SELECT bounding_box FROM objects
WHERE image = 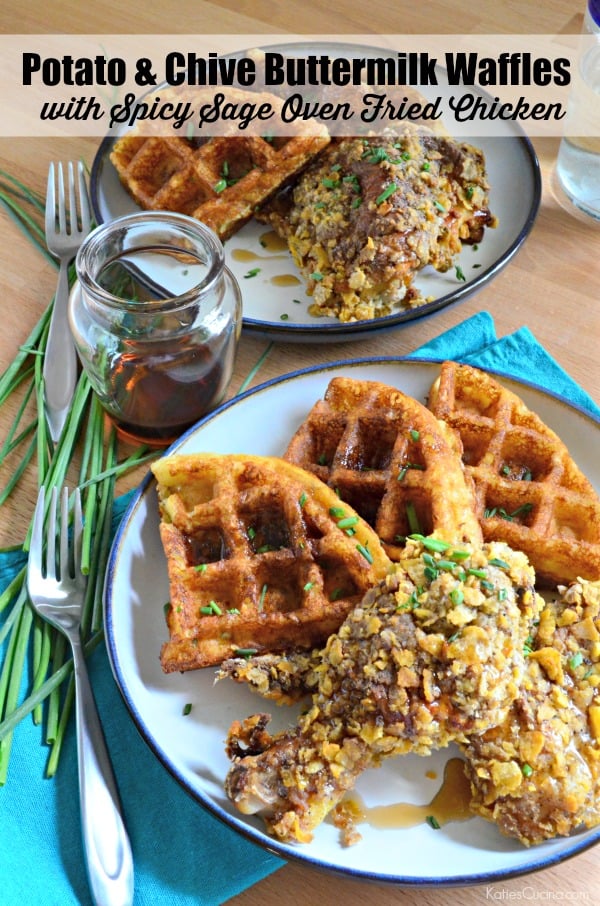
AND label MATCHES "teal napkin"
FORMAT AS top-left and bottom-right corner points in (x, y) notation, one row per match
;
(1, 312), (598, 906)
